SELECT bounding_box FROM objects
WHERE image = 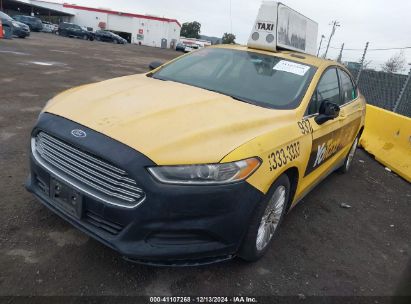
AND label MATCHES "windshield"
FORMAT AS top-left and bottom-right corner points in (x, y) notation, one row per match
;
(152, 48), (316, 109)
(0, 11), (13, 21)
